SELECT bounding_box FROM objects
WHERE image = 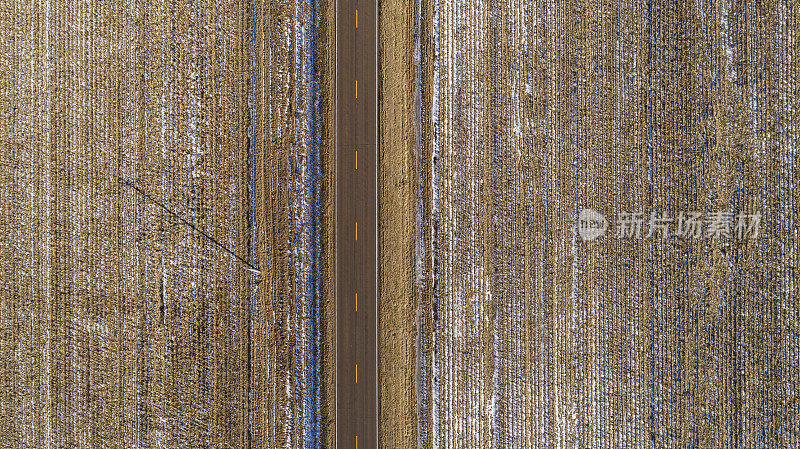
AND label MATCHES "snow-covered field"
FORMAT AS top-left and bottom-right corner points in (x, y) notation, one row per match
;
(0, 0), (332, 447)
(409, 0), (799, 447)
